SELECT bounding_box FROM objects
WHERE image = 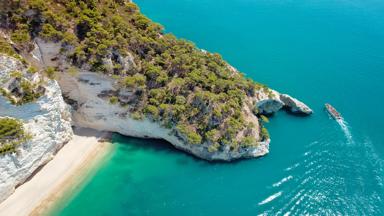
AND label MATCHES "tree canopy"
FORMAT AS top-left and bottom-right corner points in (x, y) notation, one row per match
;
(0, 0), (270, 151)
